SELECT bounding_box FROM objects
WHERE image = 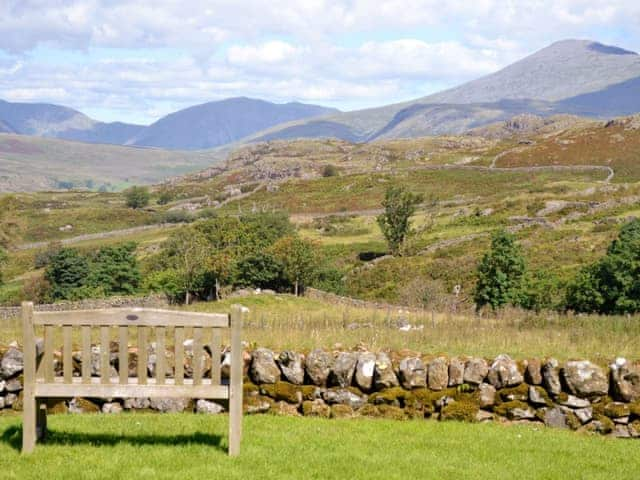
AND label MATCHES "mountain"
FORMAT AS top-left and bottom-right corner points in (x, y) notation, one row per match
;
(0, 97), (338, 150)
(127, 97), (339, 150)
(248, 39), (640, 143)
